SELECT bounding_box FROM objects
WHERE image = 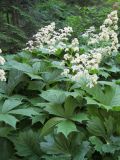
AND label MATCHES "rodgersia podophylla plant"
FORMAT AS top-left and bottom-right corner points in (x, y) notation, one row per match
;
(61, 10), (119, 88)
(25, 10), (119, 88)
(0, 49), (6, 81)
